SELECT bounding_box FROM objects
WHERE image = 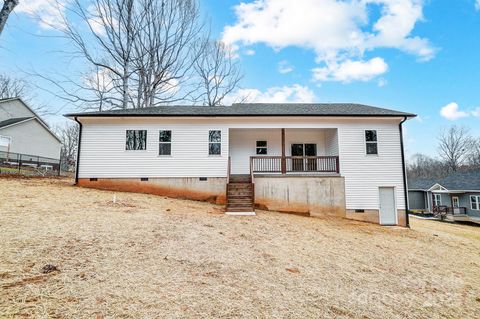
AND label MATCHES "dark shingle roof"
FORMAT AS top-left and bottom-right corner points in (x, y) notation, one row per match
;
(65, 103), (416, 118)
(409, 171), (480, 191)
(440, 171), (480, 191)
(0, 117), (33, 129)
(408, 177), (437, 190)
